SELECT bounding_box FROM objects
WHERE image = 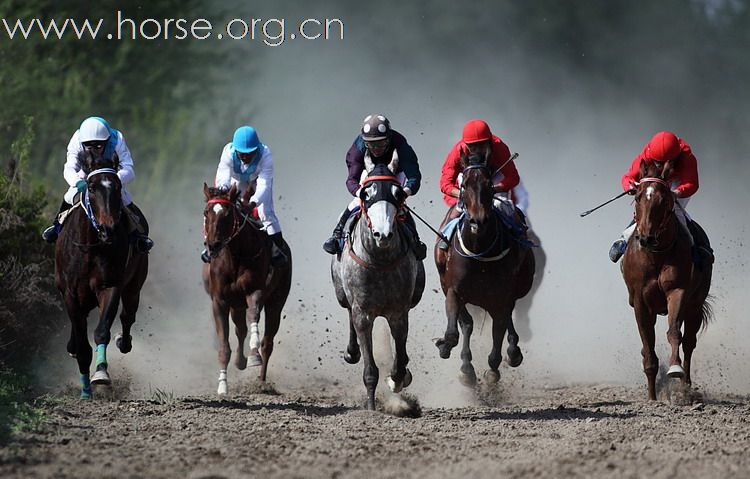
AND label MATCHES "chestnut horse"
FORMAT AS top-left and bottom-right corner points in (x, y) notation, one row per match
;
(55, 151), (148, 399)
(434, 152), (535, 386)
(331, 154), (425, 410)
(622, 161), (712, 400)
(202, 183), (292, 395)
